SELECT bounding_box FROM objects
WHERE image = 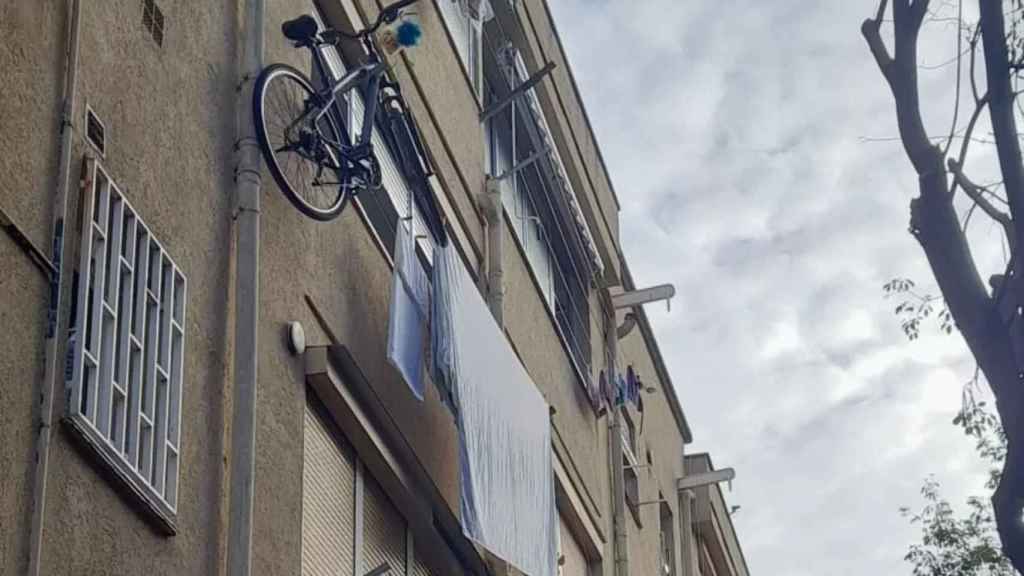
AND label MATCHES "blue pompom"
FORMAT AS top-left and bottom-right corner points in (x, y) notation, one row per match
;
(396, 20), (422, 47)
